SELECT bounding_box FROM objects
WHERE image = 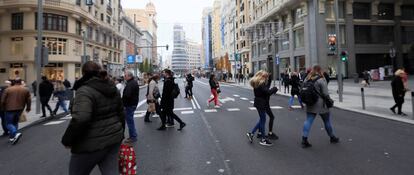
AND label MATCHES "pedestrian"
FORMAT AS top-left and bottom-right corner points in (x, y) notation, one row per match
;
(185, 73), (194, 99)
(122, 71), (139, 143)
(115, 79), (125, 97)
(144, 74), (161, 123)
(390, 69), (408, 116)
(53, 80), (69, 115)
(323, 71), (330, 85)
(301, 65), (339, 148)
(283, 71), (290, 94)
(39, 76), (54, 118)
(0, 80), (12, 136)
(31, 80), (37, 96)
(63, 79), (71, 89)
(363, 71), (371, 87)
(289, 72), (304, 110)
(246, 70), (278, 146)
(157, 69), (186, 131)
(61, 61), (125, 175)
(1, 79), (31, 145)
(207, 74), (221, 108)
